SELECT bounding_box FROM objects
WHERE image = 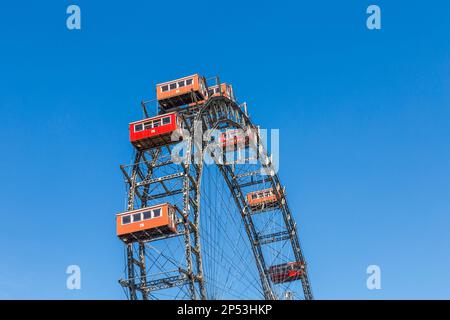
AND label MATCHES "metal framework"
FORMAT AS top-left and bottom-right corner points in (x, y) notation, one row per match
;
(118, 79), (313, 300)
